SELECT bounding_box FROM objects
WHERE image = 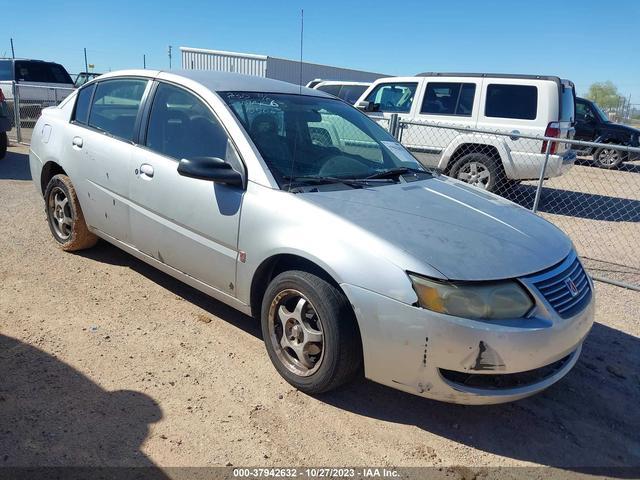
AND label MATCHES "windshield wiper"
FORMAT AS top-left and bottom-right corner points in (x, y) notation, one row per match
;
(283, 175), (393, 188)
(365, 167), (430, 180)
